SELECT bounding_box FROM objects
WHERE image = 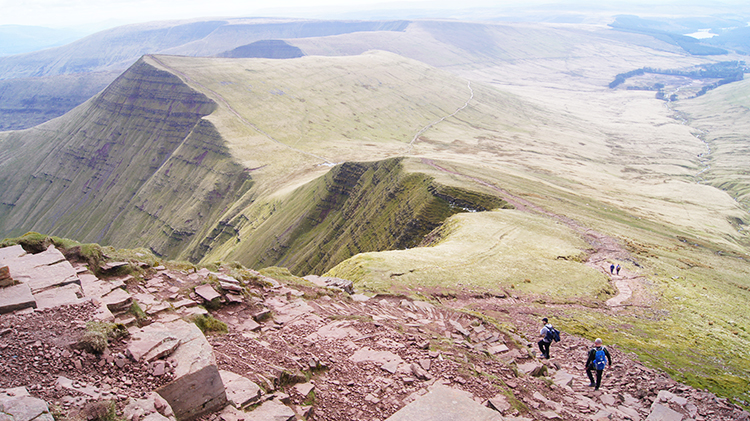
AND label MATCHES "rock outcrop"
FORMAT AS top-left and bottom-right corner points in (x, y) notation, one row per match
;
(0, 244), (82, 313)
(0, 387), (54, 421)
(150, 320), (227, 420)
